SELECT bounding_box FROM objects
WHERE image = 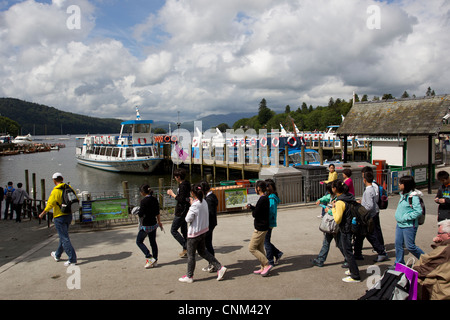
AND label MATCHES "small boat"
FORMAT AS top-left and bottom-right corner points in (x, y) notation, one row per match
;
(12, 134), (33, 145)
(75, 109), (163, 173)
